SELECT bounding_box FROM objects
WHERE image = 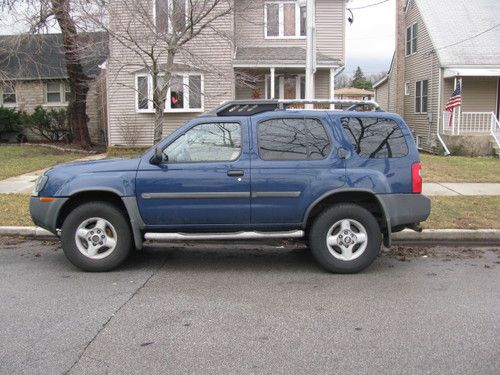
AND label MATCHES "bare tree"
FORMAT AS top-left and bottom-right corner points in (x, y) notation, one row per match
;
(86, 0), (247, 144)
(0, 0), (105, 149)
(334, 72), (351, 89)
